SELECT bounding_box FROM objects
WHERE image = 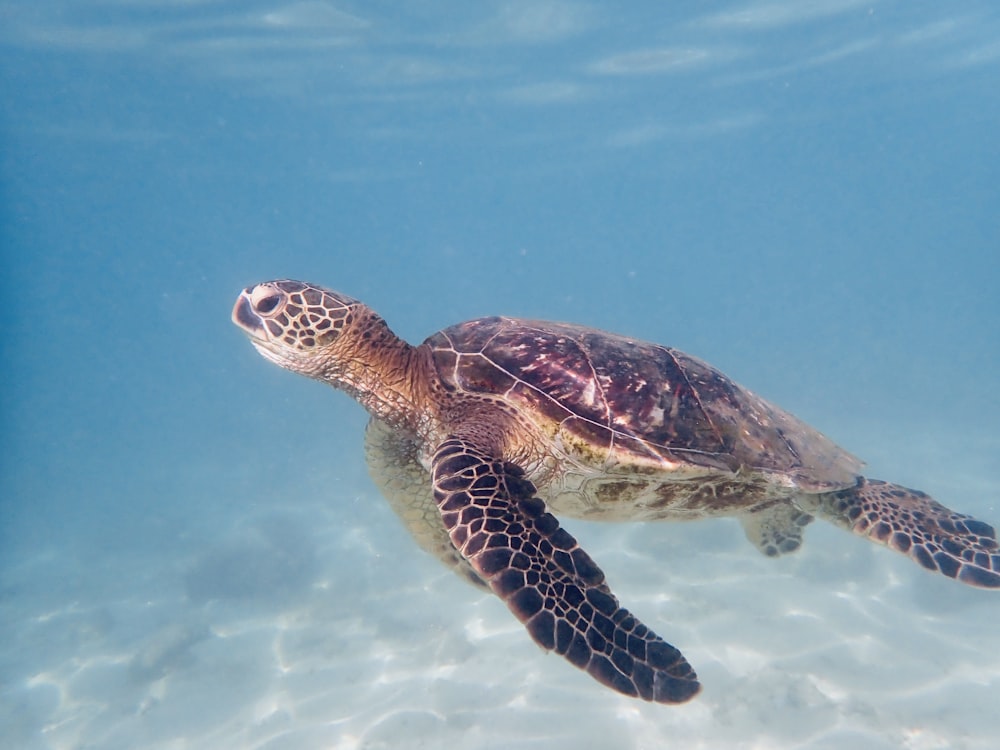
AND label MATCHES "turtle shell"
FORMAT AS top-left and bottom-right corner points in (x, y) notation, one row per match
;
(424, 317), (862, 492)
